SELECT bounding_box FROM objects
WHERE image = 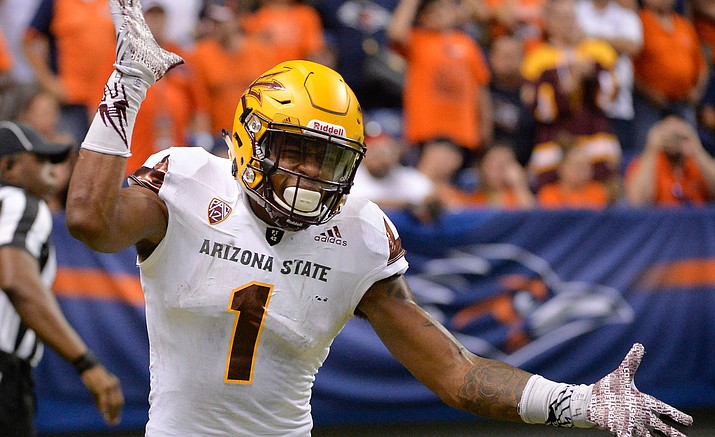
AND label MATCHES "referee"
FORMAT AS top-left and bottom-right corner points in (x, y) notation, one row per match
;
(0, 121), (123, 436)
